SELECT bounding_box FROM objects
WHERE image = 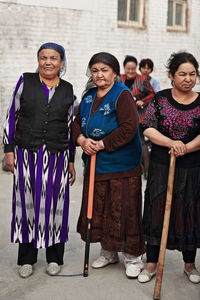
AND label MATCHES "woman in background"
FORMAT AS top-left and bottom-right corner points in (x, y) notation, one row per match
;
(139, 58), (160, 93)
(120, 55), (155, 179)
